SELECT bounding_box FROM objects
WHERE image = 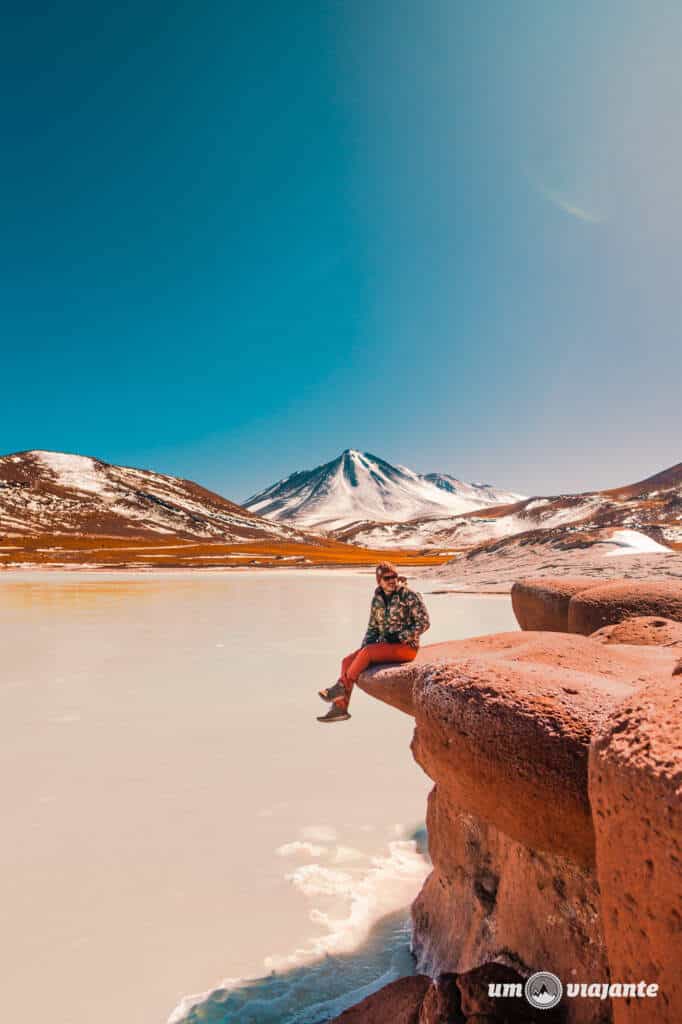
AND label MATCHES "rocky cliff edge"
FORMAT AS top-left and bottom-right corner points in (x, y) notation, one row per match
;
(332, 579), (682, 1024)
